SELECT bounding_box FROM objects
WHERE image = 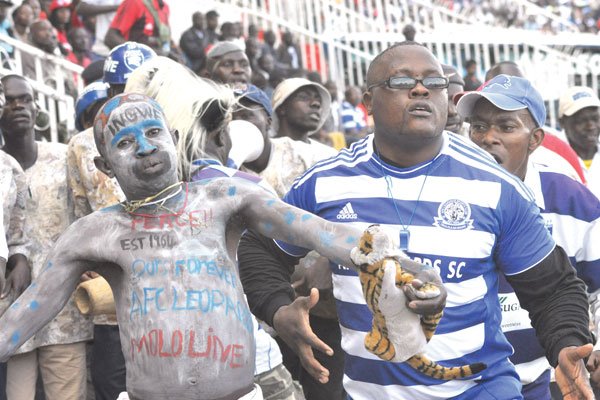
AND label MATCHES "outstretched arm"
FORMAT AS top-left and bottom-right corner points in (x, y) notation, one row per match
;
(238, 181), (362, 269)
(507, 245), (594, 399)
(0, 219), (105, 361)
(0, 255), (87, 361)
